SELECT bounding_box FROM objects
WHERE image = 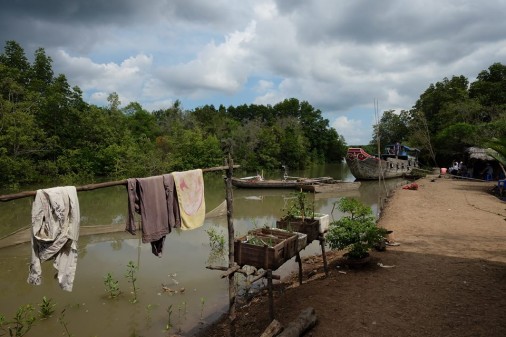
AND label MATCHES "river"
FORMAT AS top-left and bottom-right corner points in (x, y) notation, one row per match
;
(0, 163), (407, 336)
